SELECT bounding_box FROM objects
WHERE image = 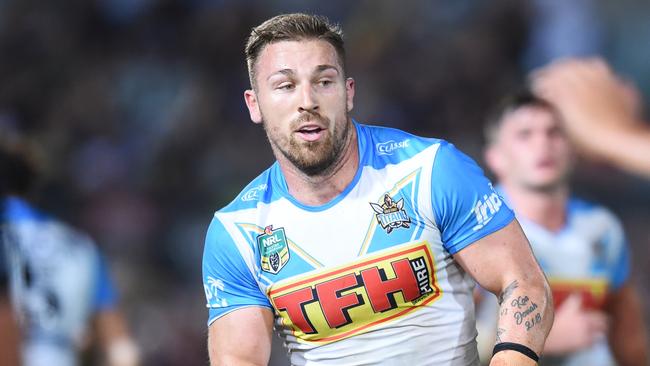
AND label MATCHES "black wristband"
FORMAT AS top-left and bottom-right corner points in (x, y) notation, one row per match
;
(493, 342), (539, 363)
